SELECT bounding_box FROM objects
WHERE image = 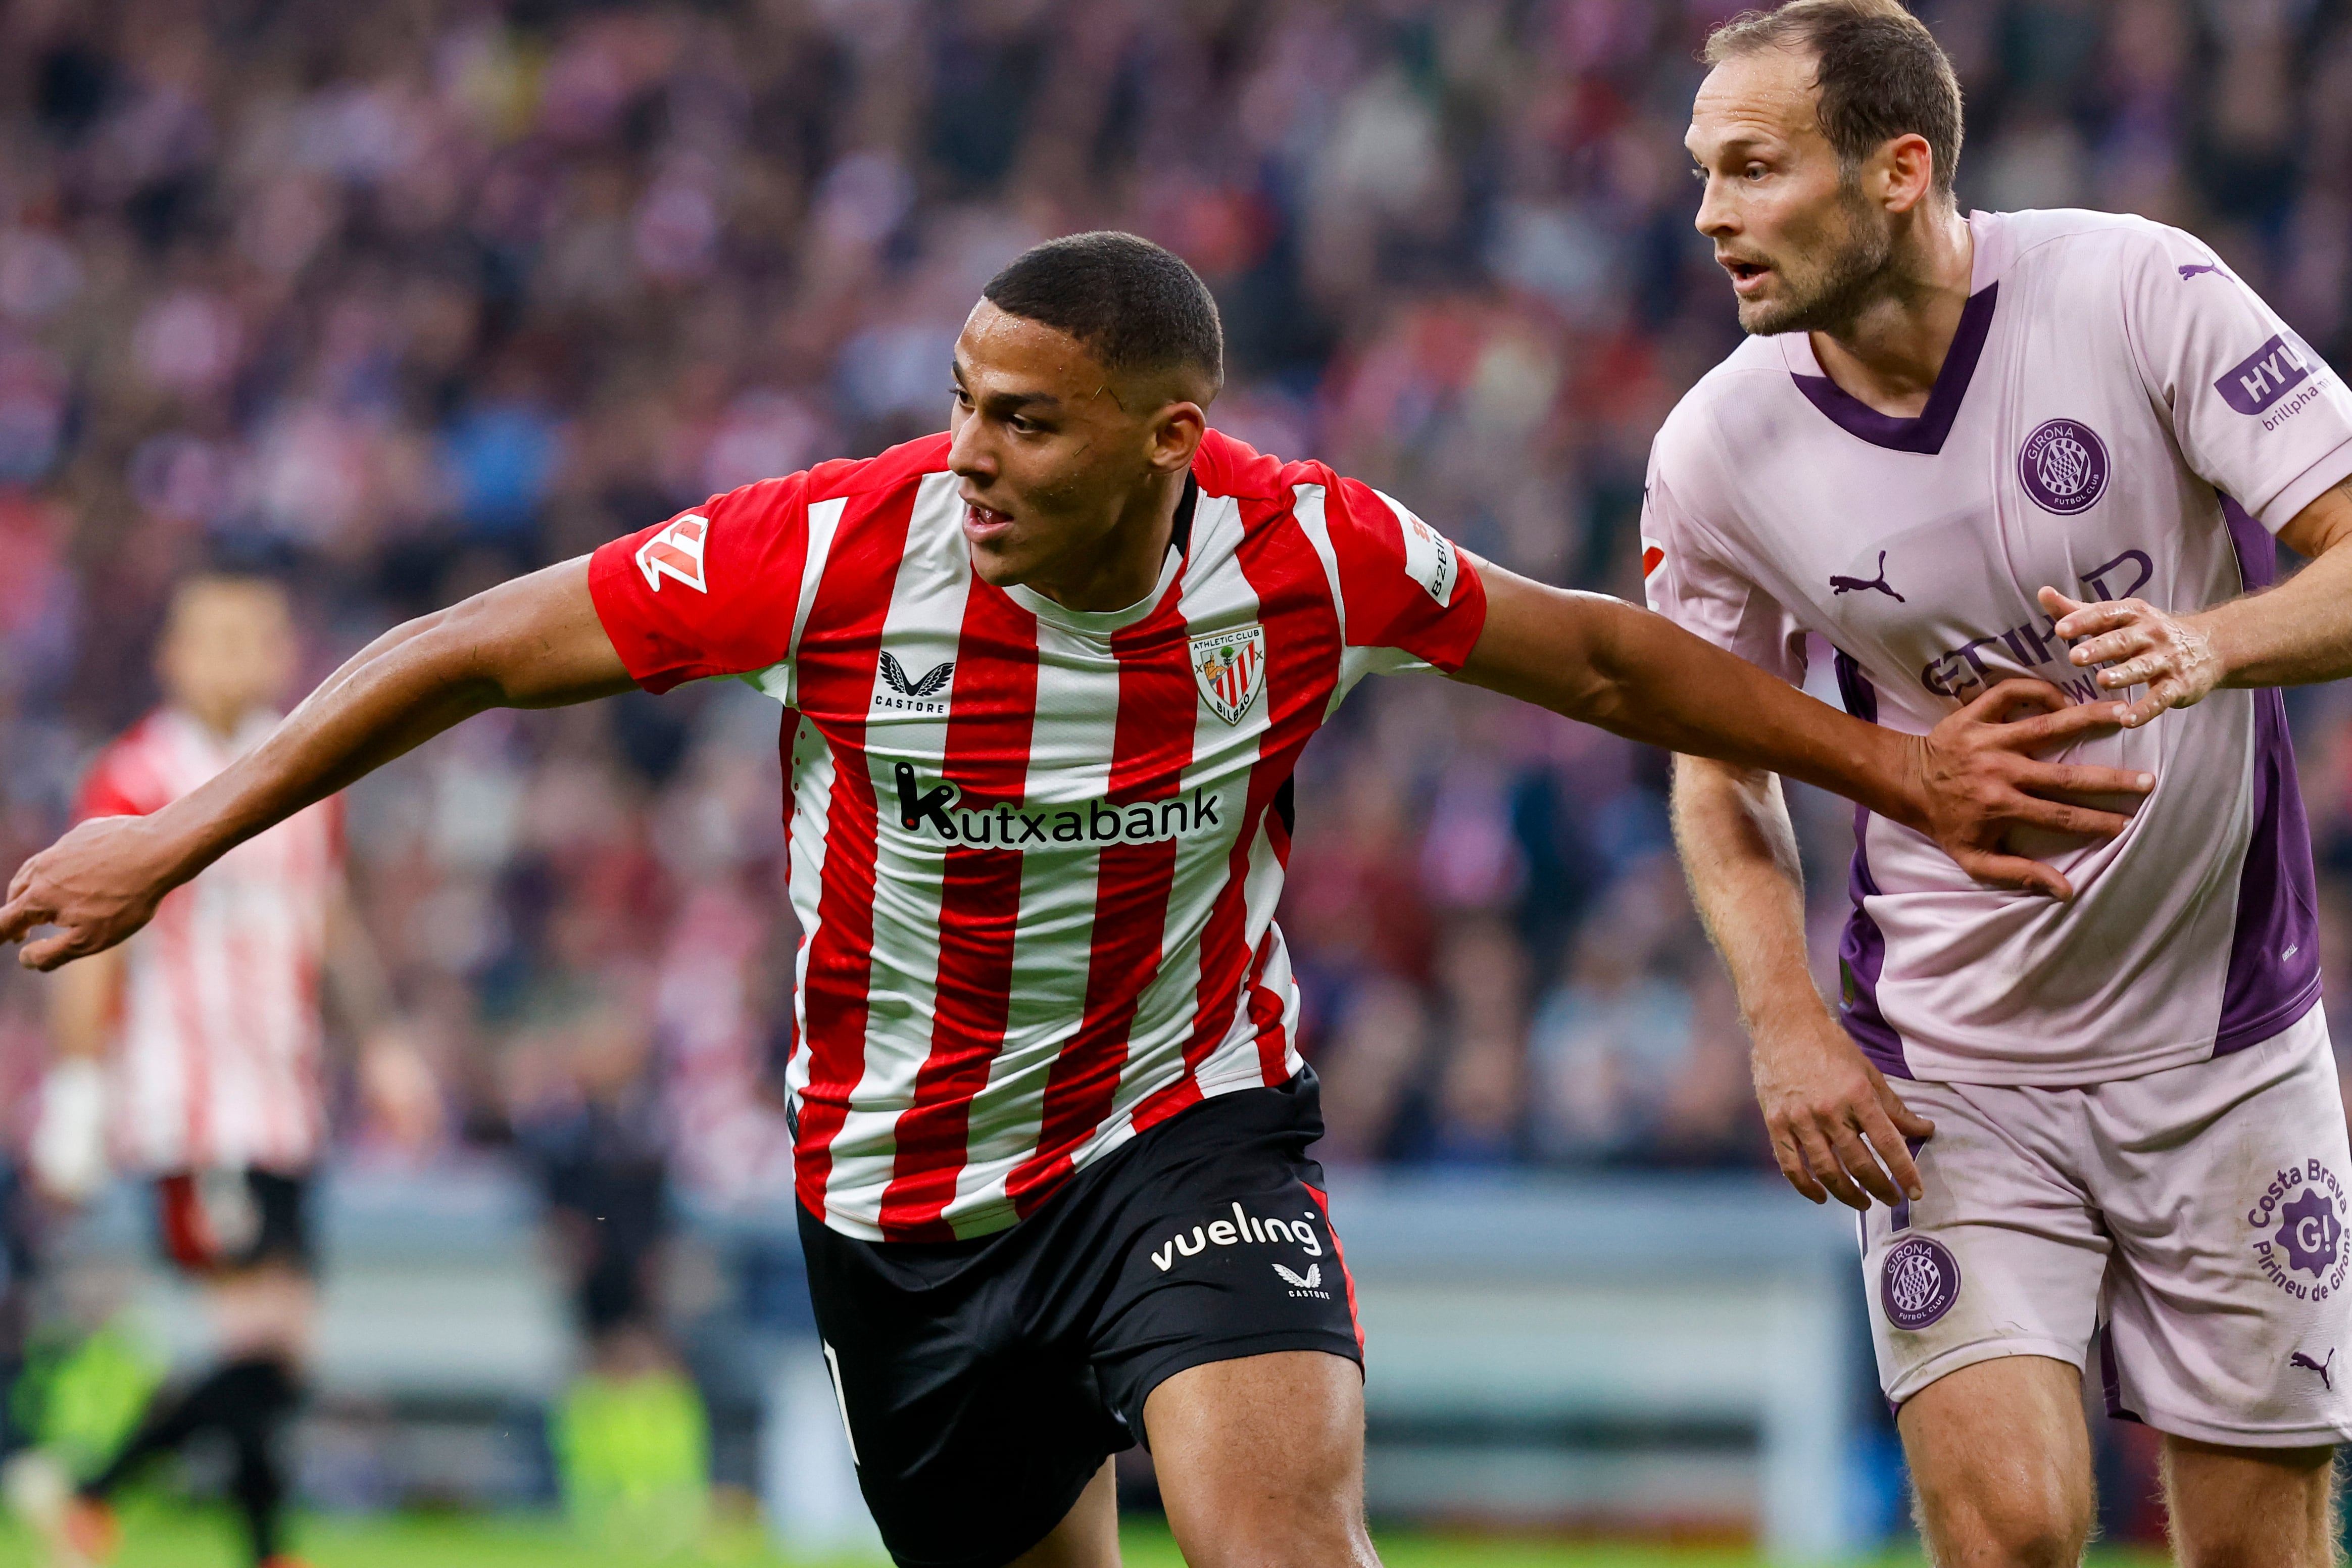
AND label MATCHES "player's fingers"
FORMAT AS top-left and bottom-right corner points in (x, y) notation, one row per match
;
(2050, 598), (2141, 640)
(1959, 678), (2063, 722)
(1871, 1072), (1937, 1142)
(2037, 585), (2088, 621)
(1984, 698), (2132, 748)
(1826, 1114), (1903, 1207)
(1769, 1125), (1828, 1204)
(1793, 1119), (1870, 1211)
(2006, 761), (2153, 797)
(1853, 1098), (1923, 1202)
(2070, 626), (2159, 667)
(1949, 847), (2075, 900)
(1994, 797), (2135, 838)
(0, 891), (53, 945)
(2119, 690), (2176, 728)
(18, 929), (79, 970)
